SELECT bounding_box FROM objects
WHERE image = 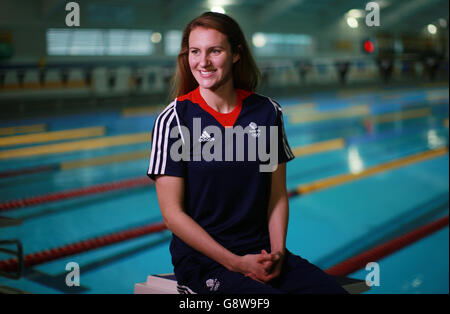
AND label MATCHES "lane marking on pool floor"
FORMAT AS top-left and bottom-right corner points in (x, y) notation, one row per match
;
(1, 146), (447, 212)
(0, 124), (47, 136)
(291, 146), (448, 196)
(0, 132), (150, 159)
(0, 126), (106, 147)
